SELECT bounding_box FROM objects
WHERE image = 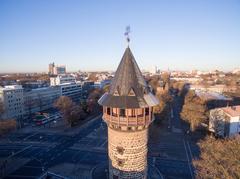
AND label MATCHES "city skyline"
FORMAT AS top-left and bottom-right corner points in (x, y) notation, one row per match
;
(1, 0), (240, 73)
